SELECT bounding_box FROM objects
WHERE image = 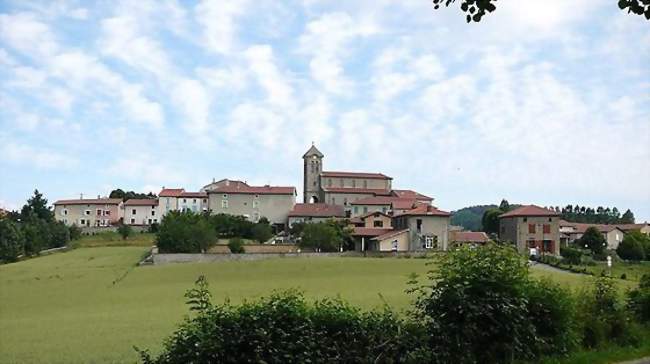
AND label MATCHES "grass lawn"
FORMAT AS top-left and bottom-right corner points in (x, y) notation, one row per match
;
(582, 261), (650, 282)
(76, 231), (156, 247)
(0, 247), (644, 363)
